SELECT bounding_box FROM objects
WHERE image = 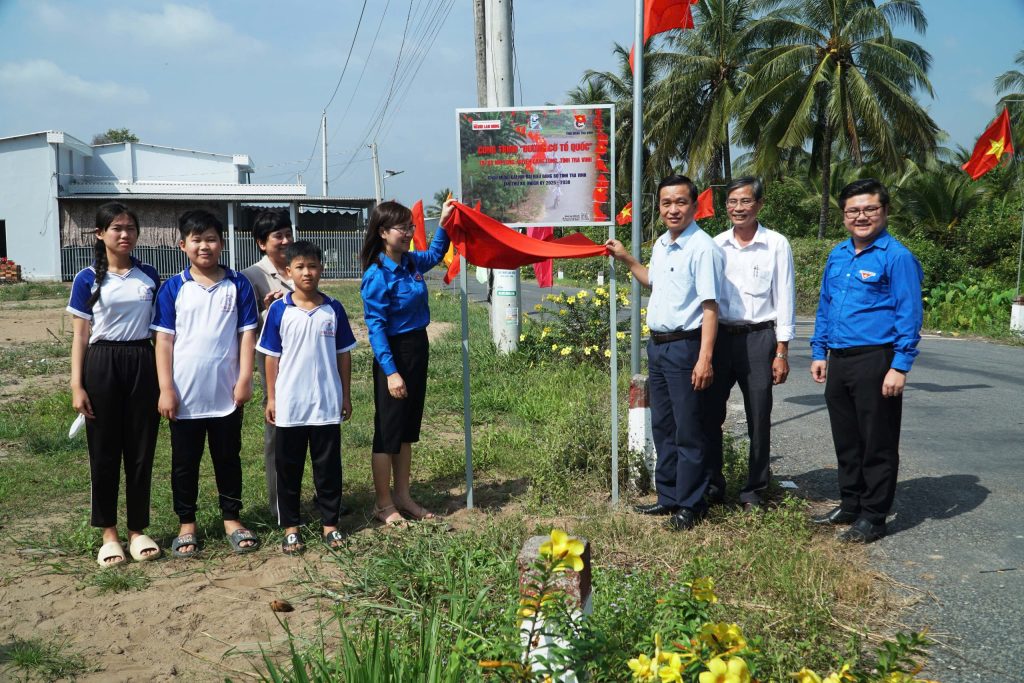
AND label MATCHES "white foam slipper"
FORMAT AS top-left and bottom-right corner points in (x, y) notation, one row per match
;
(97, 540), (126, 568)
(128, 534), (161, 562)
